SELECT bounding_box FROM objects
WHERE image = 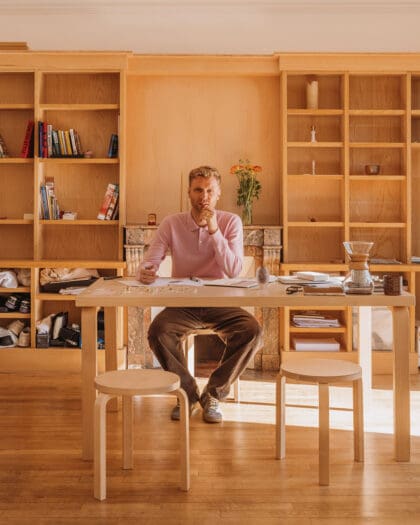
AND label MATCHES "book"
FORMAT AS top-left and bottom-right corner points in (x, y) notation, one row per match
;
(104, 185), (119, 220)
(64, 130), (73, 157)
(107, 133), (118, 158)
(295, 271), (330, 282)
(97, 183), (118, 220)
(69, 129), (78, 156)
(303, 284), (345, 296)
(278, 275), (332, 285)
(42, 121), (48, 158)
(20, 120), (35, 158)
(203, 278), (258, 288)
(0, 133), (9, 157)
(292, 337), (340, 351)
